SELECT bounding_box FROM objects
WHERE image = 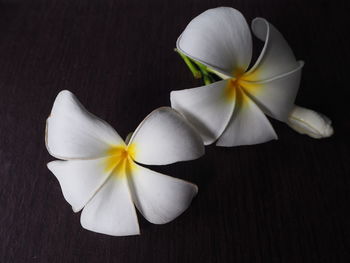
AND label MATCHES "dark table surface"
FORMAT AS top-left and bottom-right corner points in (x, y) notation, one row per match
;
(1, 0), (349, 262)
